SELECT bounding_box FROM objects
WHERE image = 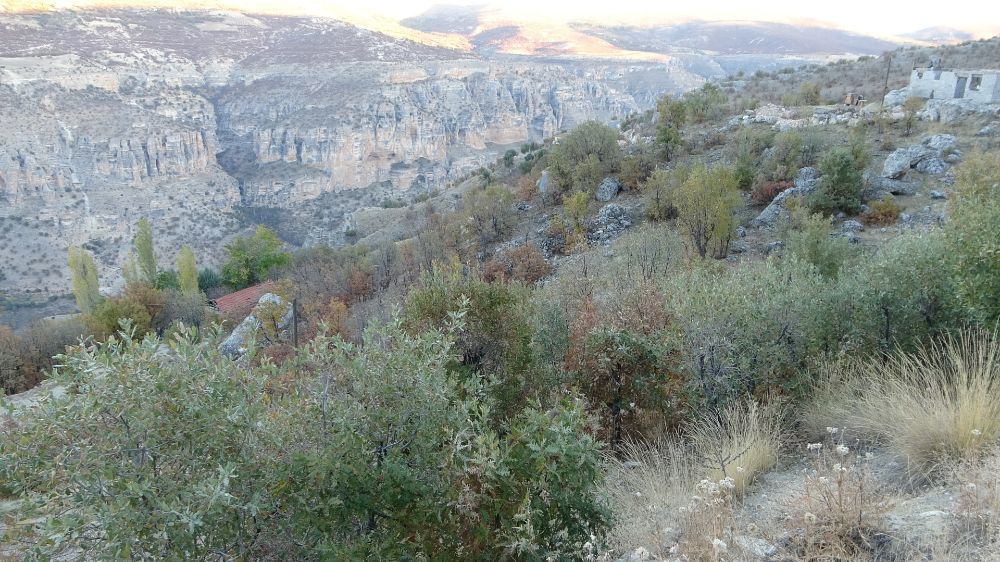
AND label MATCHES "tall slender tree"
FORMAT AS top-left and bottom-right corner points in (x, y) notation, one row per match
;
(177, 246), (199, 296)
(68, 246), (101, 314)
(122, 251), (140, 288)
(134, 218), (157, 285)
